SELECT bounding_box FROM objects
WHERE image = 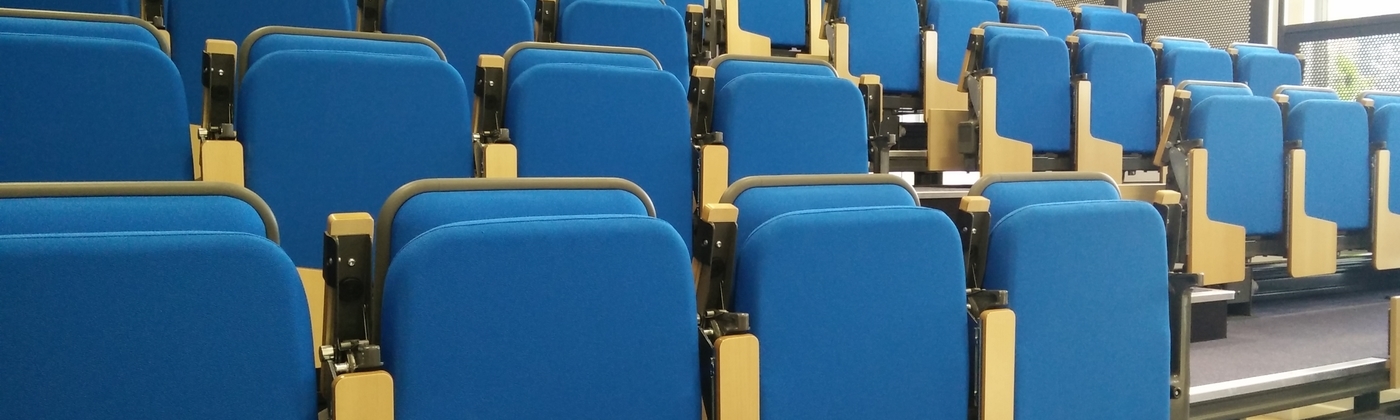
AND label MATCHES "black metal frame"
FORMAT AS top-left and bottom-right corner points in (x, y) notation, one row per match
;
(1280, 13), (1400, 54)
